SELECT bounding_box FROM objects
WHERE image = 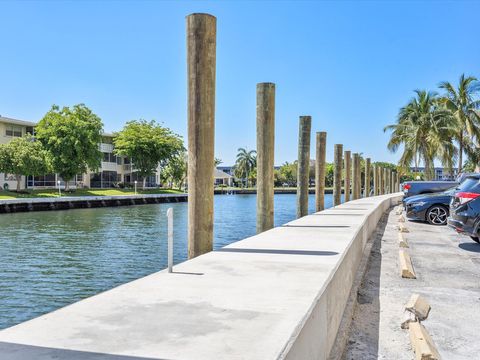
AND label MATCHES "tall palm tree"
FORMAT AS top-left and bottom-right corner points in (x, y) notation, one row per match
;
(384, 90), (457, 180)
(439, 74), (480, 173)
(234, 148), (256, 187)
